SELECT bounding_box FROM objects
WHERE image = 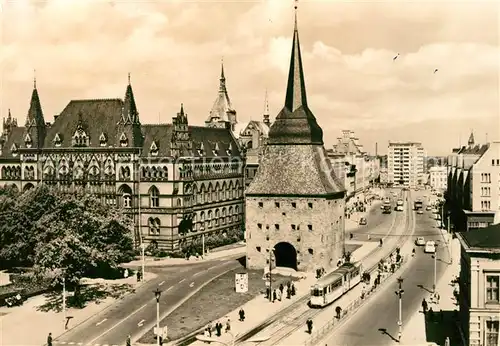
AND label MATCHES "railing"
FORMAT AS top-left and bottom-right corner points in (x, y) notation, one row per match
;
(304, 256), (407, 346)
